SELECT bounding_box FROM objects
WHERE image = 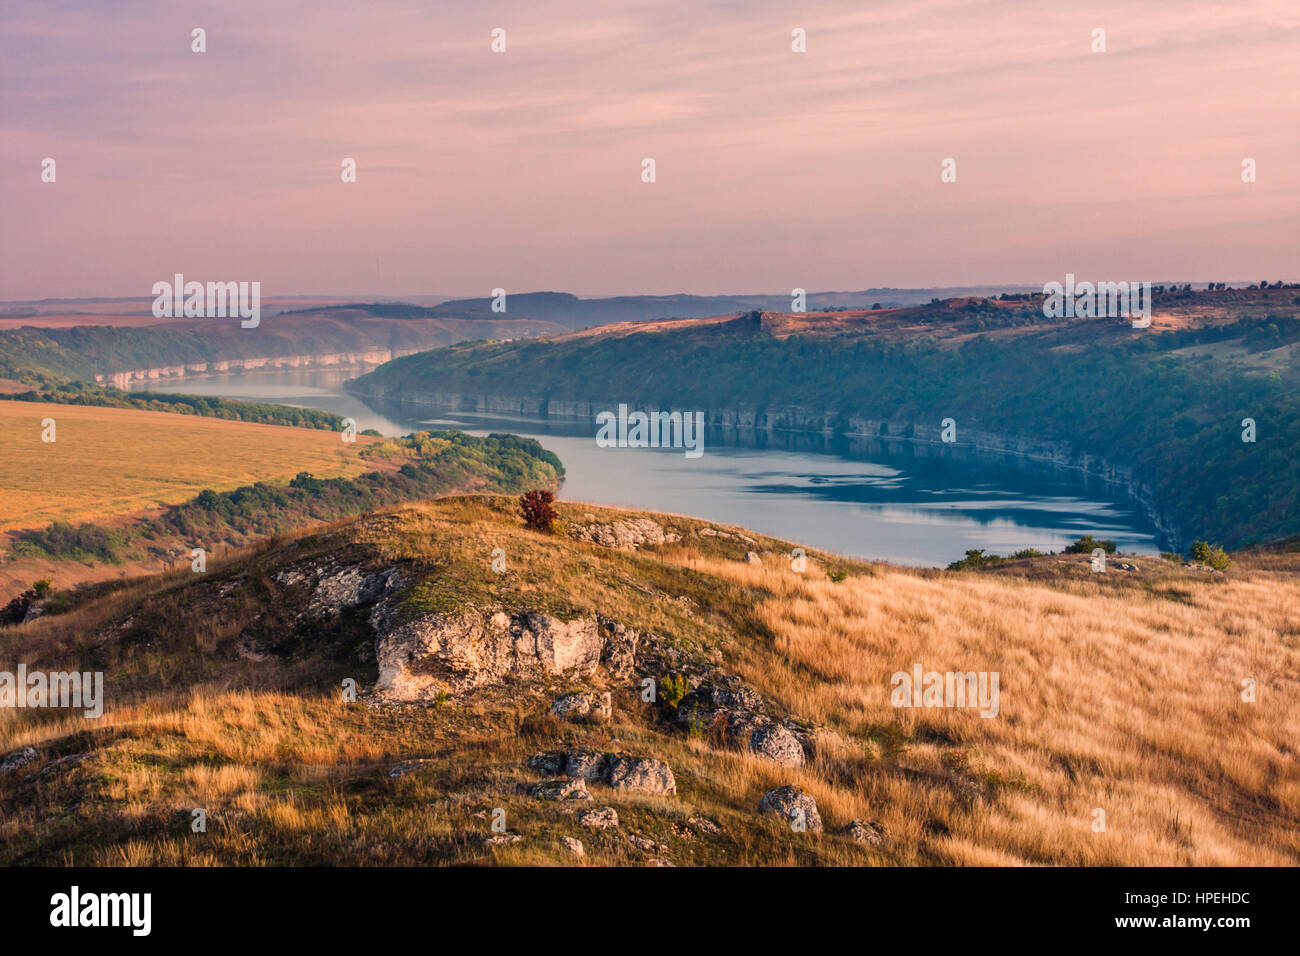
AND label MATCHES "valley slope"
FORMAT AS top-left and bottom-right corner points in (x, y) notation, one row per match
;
(0, 497), (1295, 866)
